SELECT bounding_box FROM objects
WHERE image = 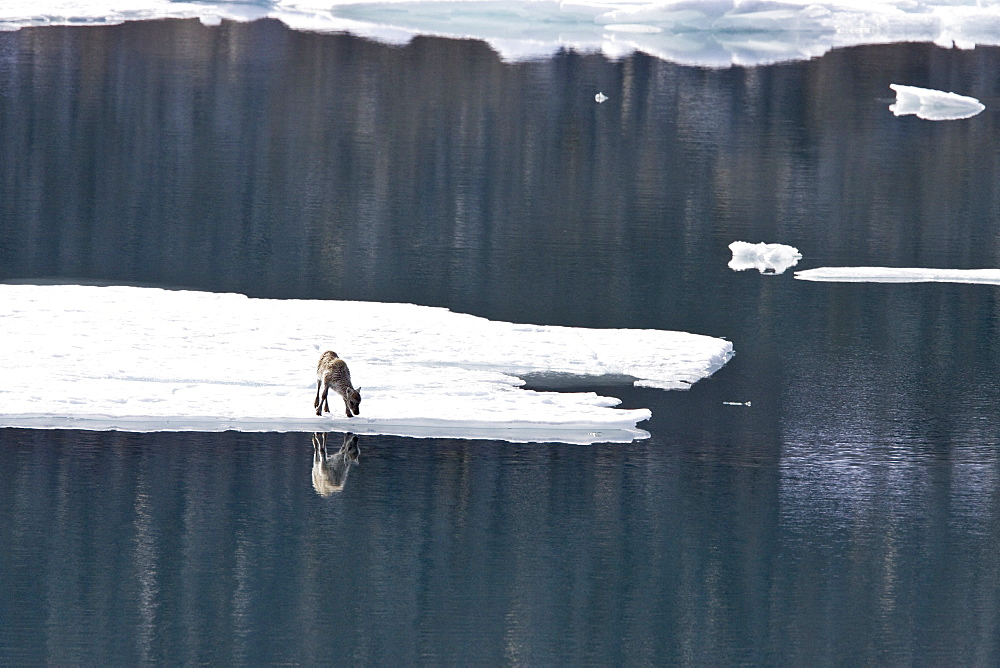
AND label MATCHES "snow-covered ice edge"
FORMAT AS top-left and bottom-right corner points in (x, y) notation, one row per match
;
(0, 285), (734, 444)
(4, 0), (1000, 67)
